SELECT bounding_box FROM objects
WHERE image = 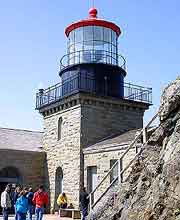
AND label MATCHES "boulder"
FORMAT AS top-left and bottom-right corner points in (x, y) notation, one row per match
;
(92, 77), (180, 220)
(159, 77), (180, 121)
